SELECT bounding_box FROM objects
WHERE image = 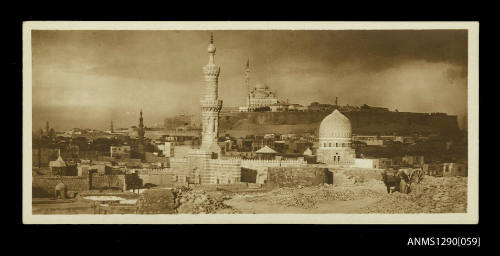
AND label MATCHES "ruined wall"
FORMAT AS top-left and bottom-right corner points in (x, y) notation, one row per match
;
(266, 167), (331, 188)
